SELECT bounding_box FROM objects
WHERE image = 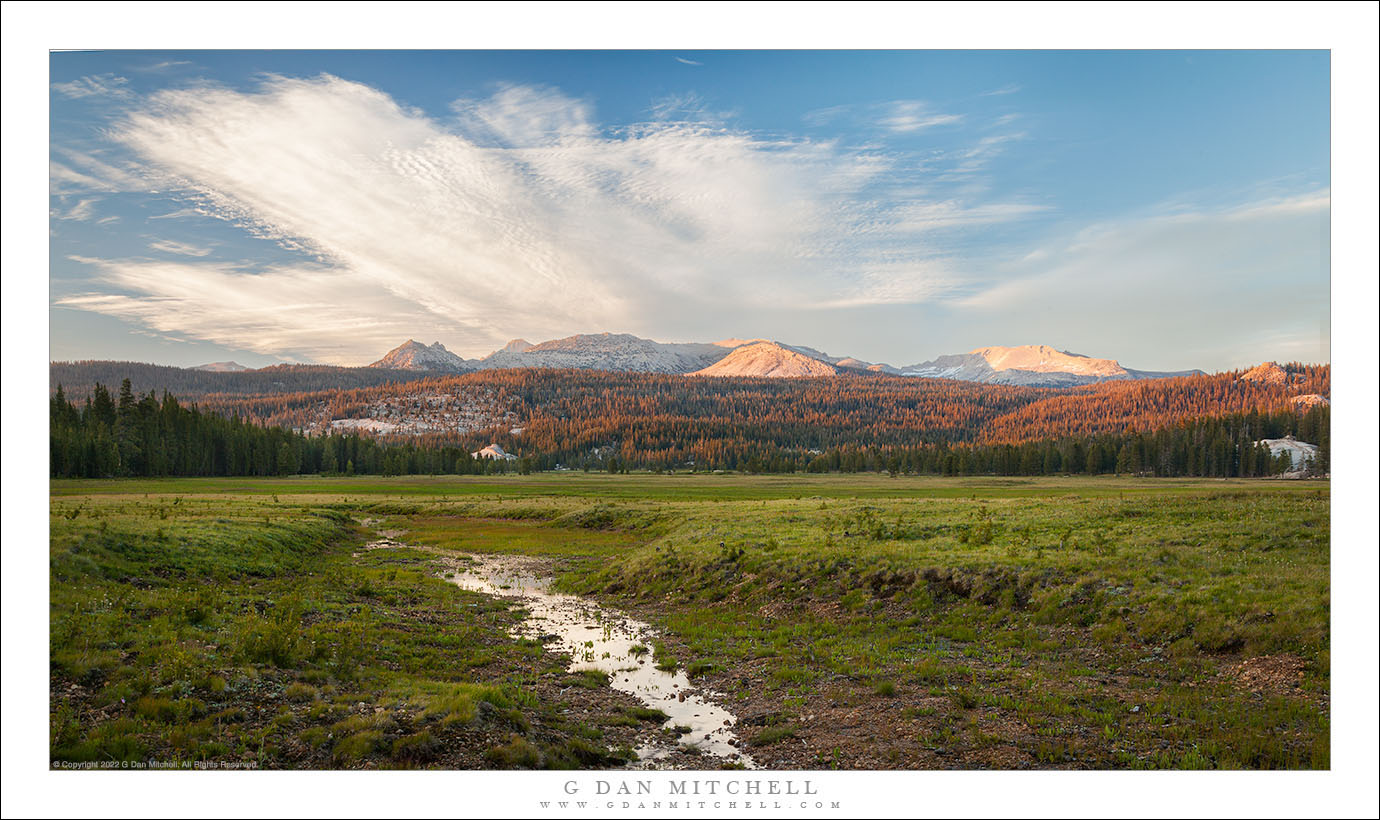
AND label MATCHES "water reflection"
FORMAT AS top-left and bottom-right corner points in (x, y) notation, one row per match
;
(368, 541), (753, 767)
